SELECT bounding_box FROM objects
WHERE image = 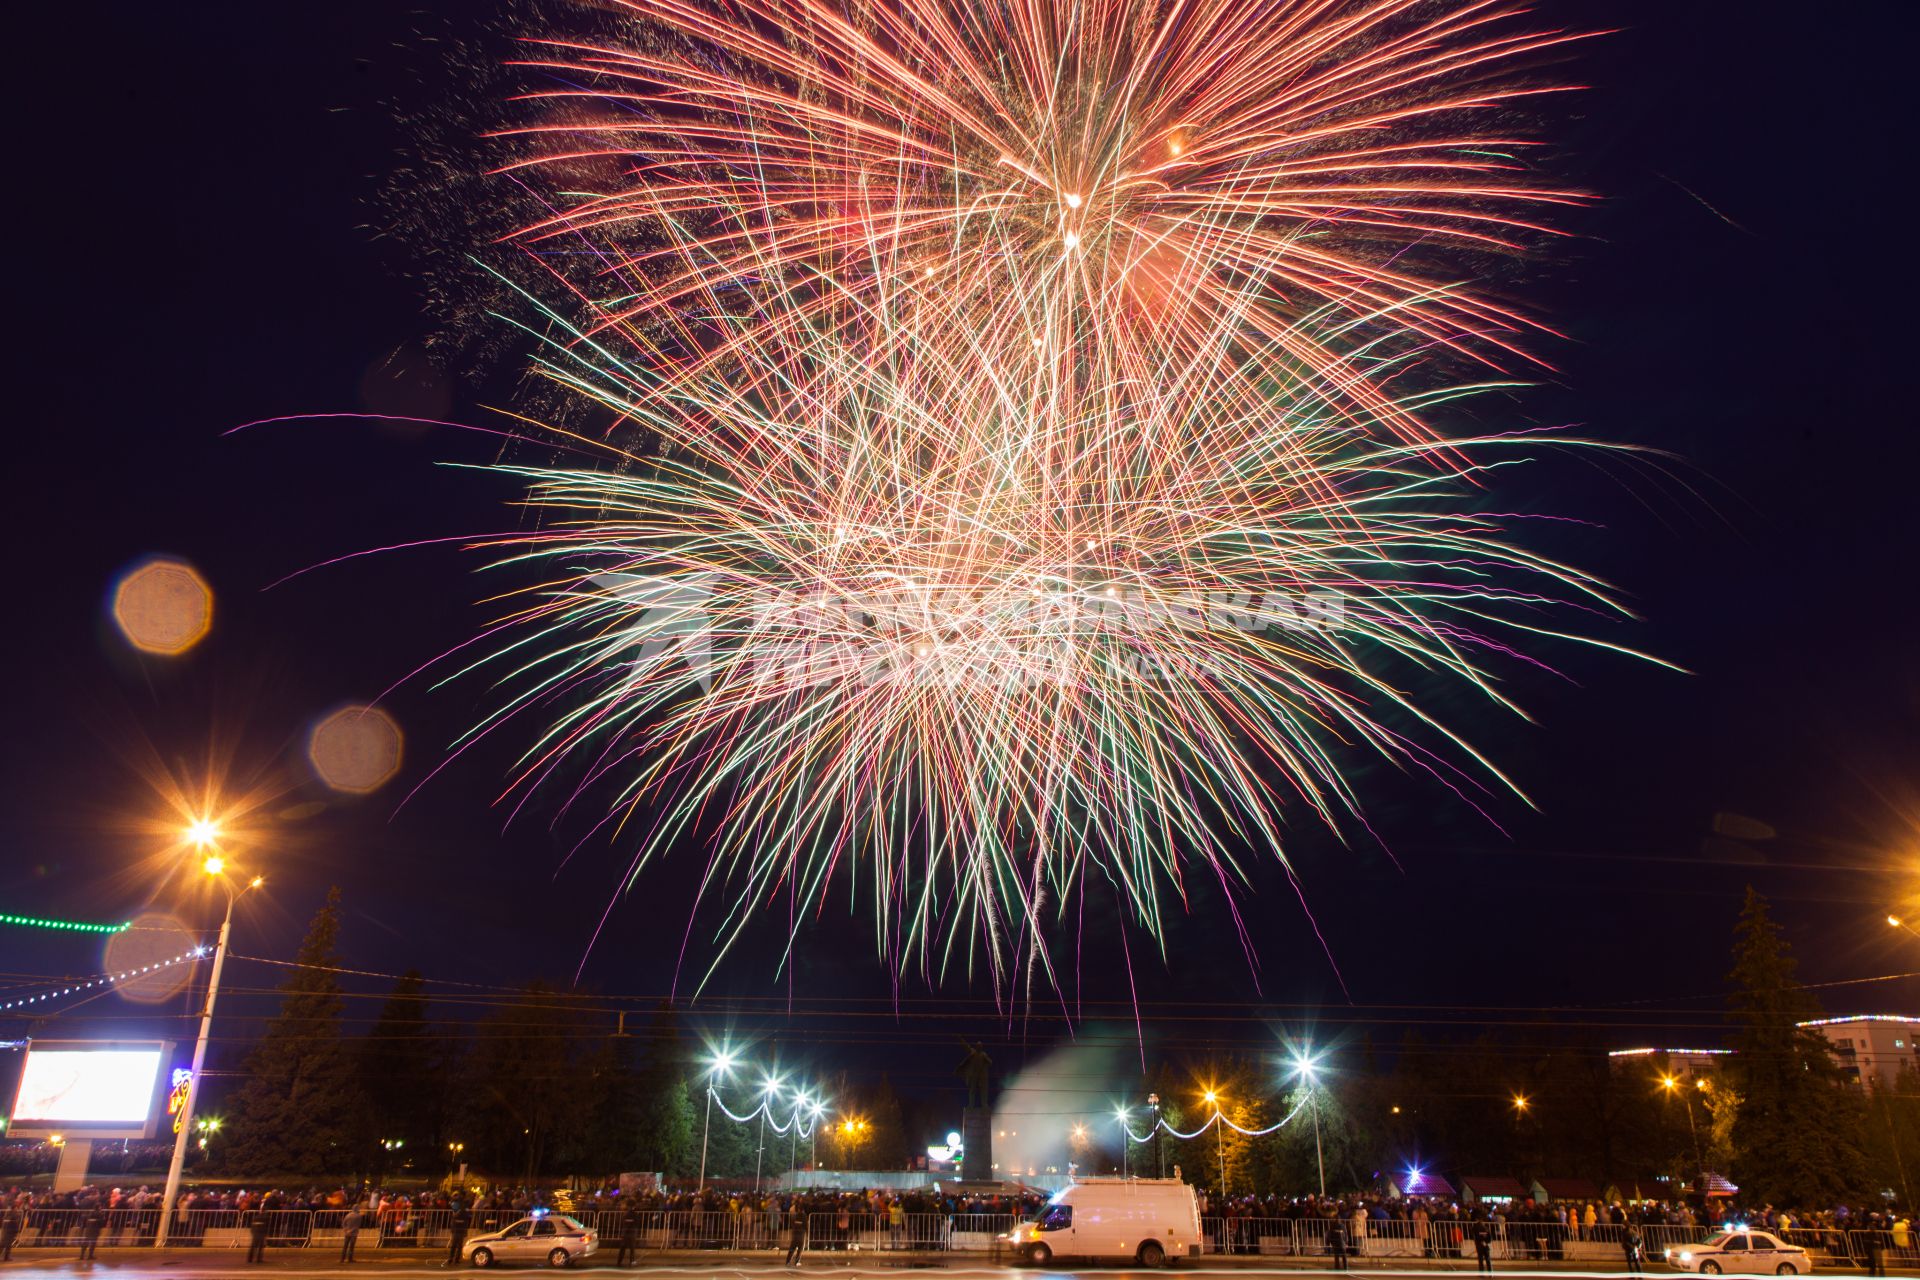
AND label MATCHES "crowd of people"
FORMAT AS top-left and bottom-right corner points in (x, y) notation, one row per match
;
(0, 1178), (1914, 1268)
